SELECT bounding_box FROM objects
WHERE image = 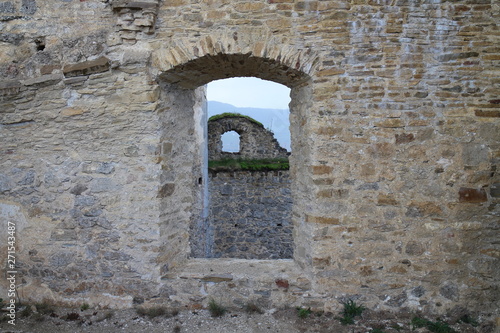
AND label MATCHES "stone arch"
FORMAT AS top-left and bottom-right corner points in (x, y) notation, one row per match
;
(151, 31), (319, 88)
(208, 115), (289, 161)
